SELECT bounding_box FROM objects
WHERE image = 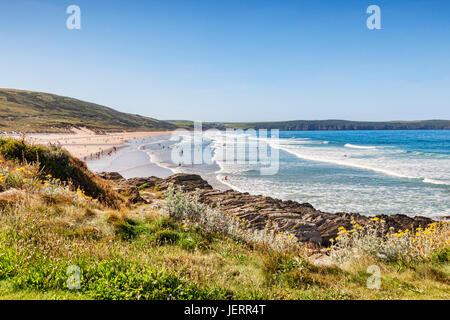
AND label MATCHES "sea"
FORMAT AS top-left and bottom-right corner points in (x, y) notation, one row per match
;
(88, 130), (450, 218)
